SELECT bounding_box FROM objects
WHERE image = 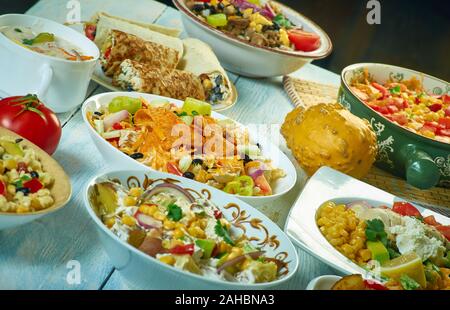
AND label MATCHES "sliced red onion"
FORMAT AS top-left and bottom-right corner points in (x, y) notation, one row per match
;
(261, 3), (276, 19)
(247, 162), (267, 180)
(135, 211), (163, 230)
(145, 183), (195, 204)
(346, 201), (372, 210)
(217, 251), (264, 274)
(103, 110), (129, 130)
